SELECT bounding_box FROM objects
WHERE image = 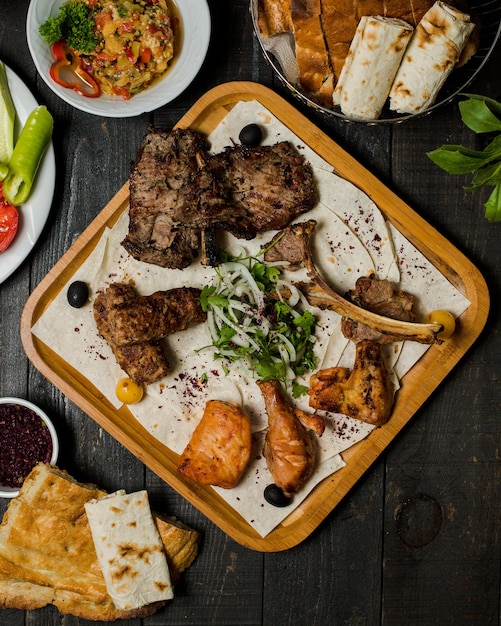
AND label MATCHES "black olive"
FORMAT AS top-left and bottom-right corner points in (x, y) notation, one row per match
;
(239, 124), (263, 147)
(67, 281), (89, 308)
(264, 483), (292, 507)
